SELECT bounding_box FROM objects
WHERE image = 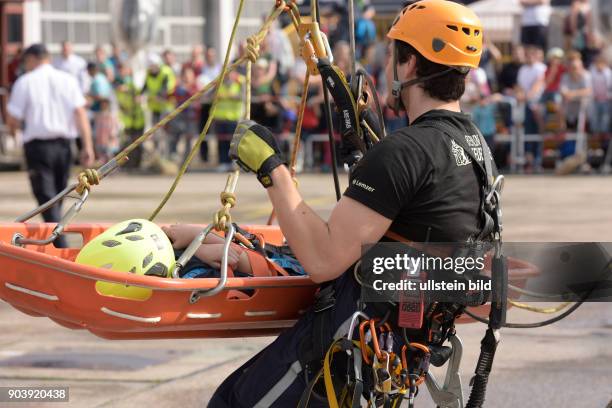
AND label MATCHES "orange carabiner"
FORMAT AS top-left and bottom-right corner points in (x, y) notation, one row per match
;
(359, 320), (373, 365)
